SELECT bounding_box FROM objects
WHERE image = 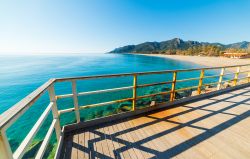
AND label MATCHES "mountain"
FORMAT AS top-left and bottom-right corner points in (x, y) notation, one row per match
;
(109, 38), (250, 53)
(225, 41), (250, 49)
